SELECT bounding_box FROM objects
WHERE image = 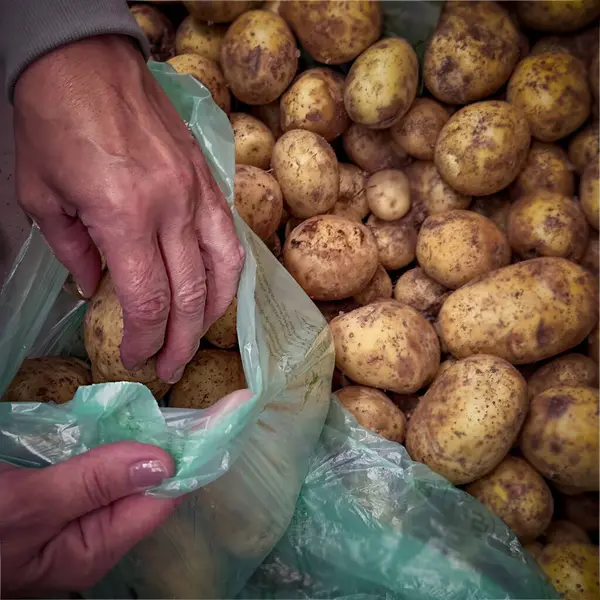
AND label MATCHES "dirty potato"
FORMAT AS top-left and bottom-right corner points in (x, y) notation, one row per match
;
(466, 456), (554, 542)
(272, 130), (339, 218)
(329, 163), (369, 222)
(508, 191), (590, 262)
(367, 215), (418, 270)
(167, 53), (230, 114)
(590, 53), (599, 103)
(531, 26), (600, 67)
(509, 142), (575, 200)
(435, 101), (531, 196)
(423, 1), (520, 104)
(280, 68), (349, 141)
(580, 161), (599, 231)
(406, 355), (528, 485)
(183, 0), (261, 23)
(366, 169), (411, 221)
(471, 193), (512, 235)
(220, 10), (298, 105)
(335, 386), (407, 443)
(417, 210), (511, 289)
(521, 385), (599, 491)
(437, 258), (599, 364)
(280, 0), (381, 65)
(331, 300), (440, 394)
(543, 521), (590, 545)
(251, 101), (283, 139)
(393, 267), (449, 320)
(130, 3), (175, 61)
(170, 349), (246, 409)
(342, 124), (409, 173)
(204, 297), (237, 349)
(581, 237), (599, 277)
(507, 52), (591, 142)
(528, 353), (599, 398)
(568, 122), (599, 175)
(589, 325), (599, 363)
(353, 264), (393, 306)
(283, 215), (379, 301)
(516, 0), (600, 33)
(344, 38), (418, 130)
(230, 113), (275, 170)
(4, 357), (91, 404)
(175, 16), (226, 63)
(234, 165), (283, 241)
